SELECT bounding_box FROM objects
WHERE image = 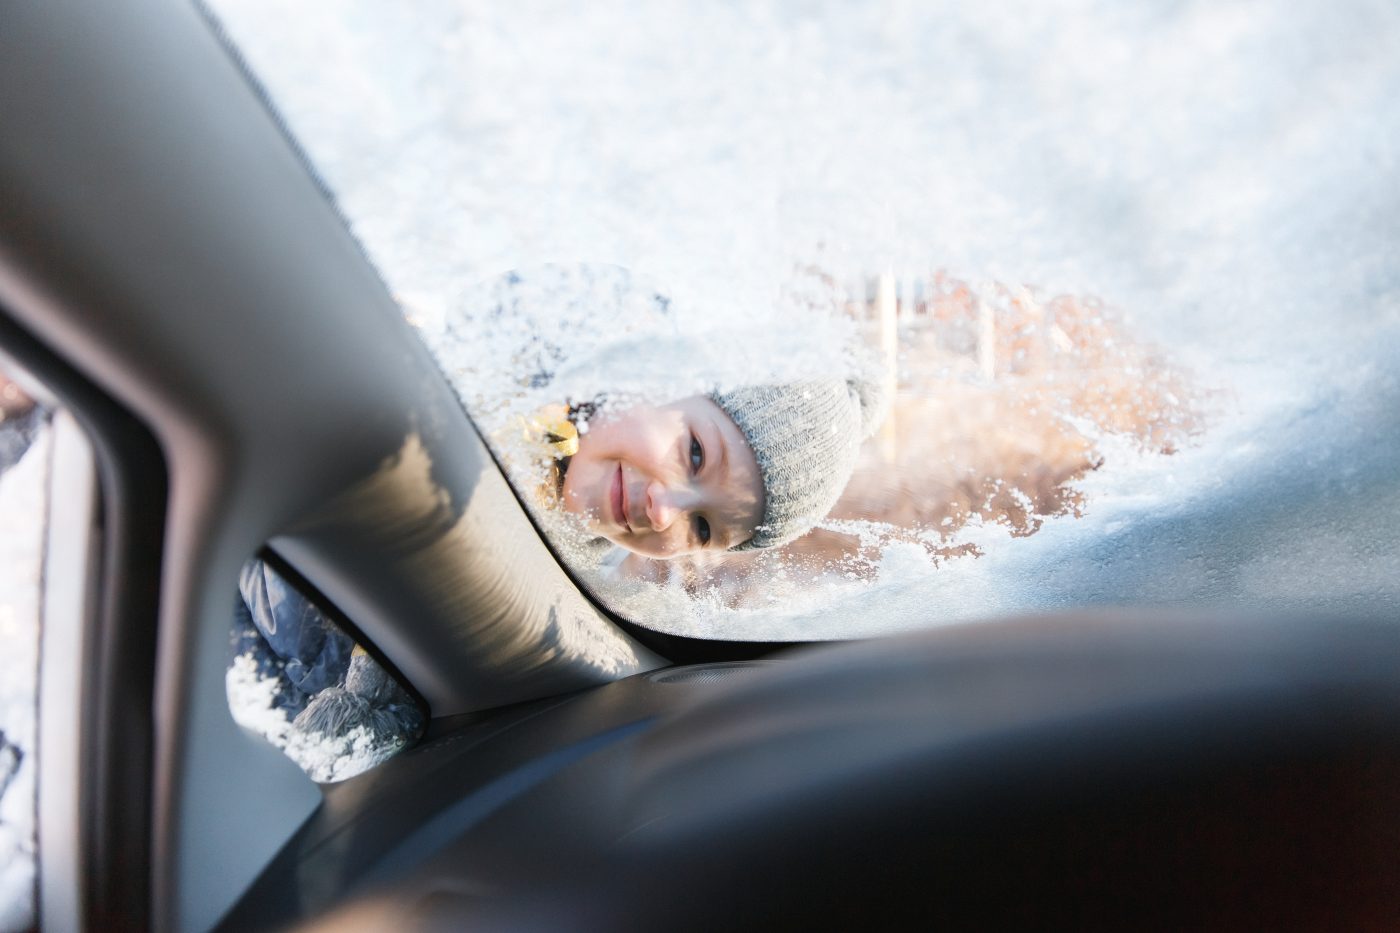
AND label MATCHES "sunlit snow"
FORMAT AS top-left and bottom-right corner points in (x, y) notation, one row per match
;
(226, 653), (409, 783)
(205, 0), (1400, 639)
